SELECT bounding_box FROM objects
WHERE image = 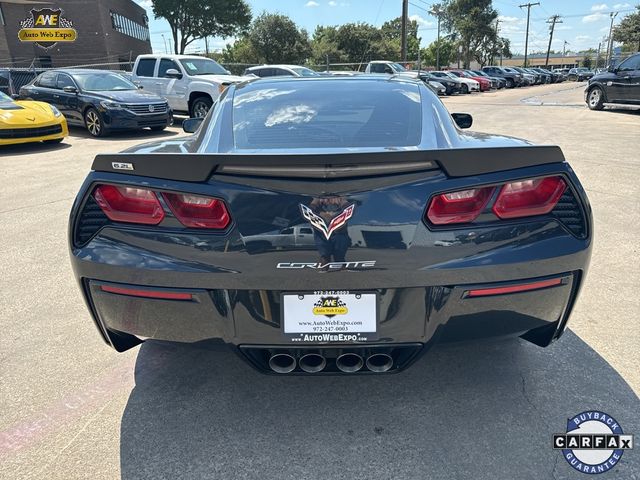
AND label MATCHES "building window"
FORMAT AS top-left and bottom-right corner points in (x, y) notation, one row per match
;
(110, 11), (149, 42)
